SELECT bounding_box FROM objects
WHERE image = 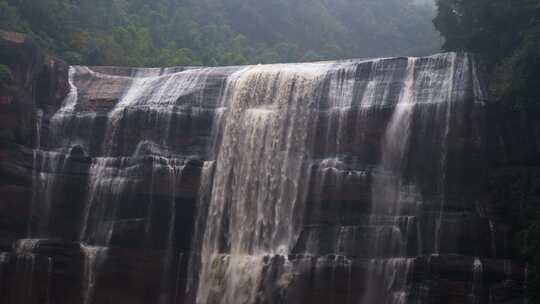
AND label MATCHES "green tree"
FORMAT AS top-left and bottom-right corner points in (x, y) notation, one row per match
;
(434, 1), (540, 302)
(1, 0), (442, 66)
(0, 64), (12, 83)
